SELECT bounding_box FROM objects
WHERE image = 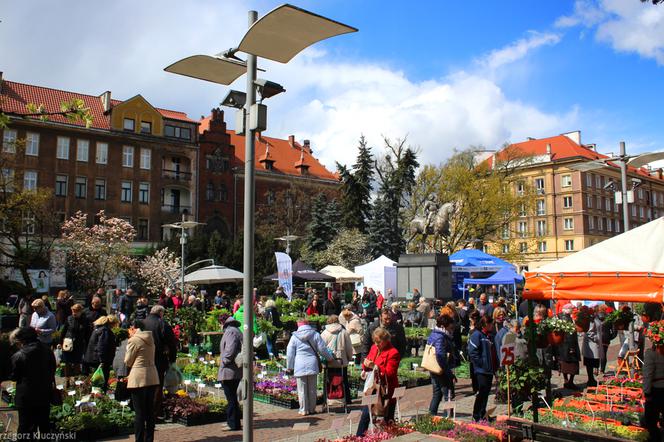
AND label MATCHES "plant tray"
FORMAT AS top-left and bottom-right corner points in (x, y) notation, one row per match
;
(173, 411), (226, 426)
